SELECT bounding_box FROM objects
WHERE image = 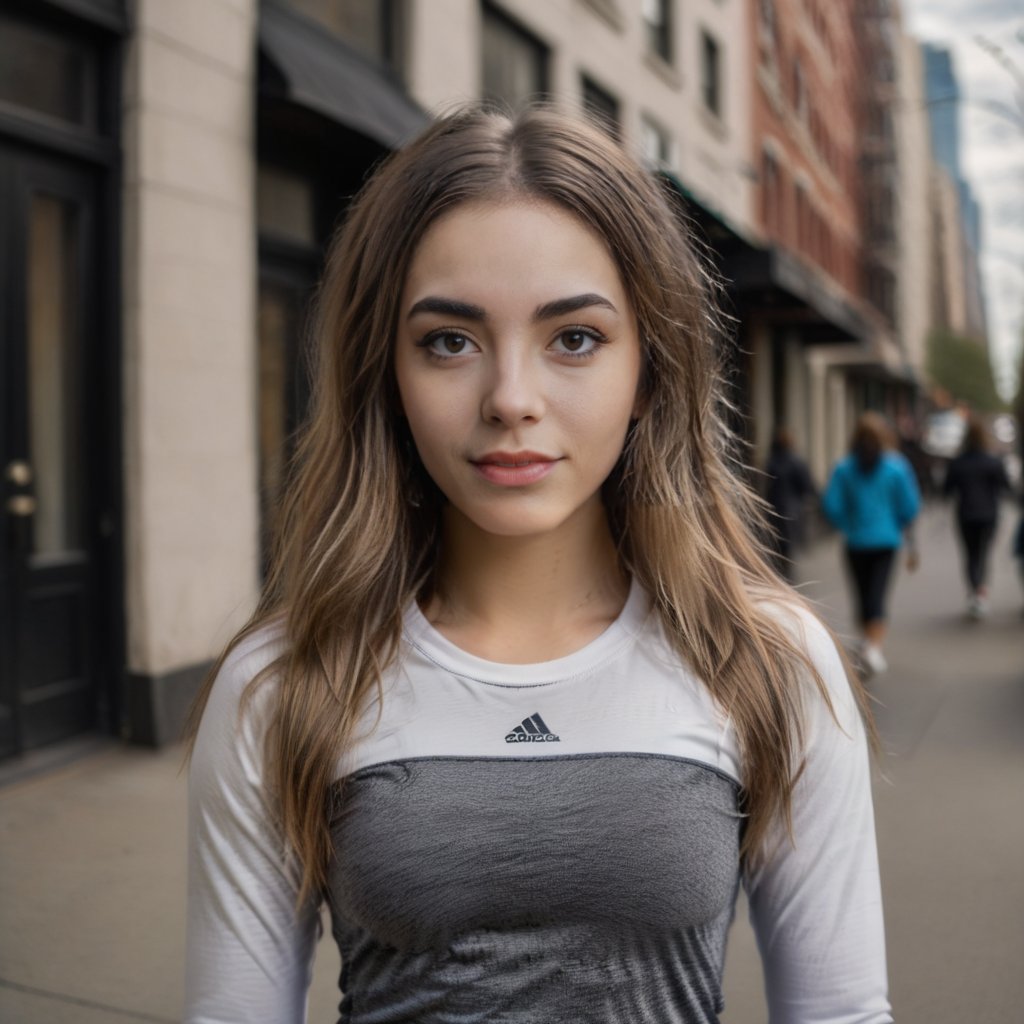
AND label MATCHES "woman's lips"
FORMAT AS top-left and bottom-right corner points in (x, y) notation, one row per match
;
(471, 452), (560, 486)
